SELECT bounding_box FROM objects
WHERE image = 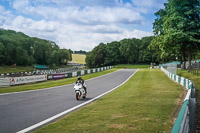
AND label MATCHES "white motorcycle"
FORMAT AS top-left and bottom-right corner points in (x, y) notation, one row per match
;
(73, 82), (87, 100)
